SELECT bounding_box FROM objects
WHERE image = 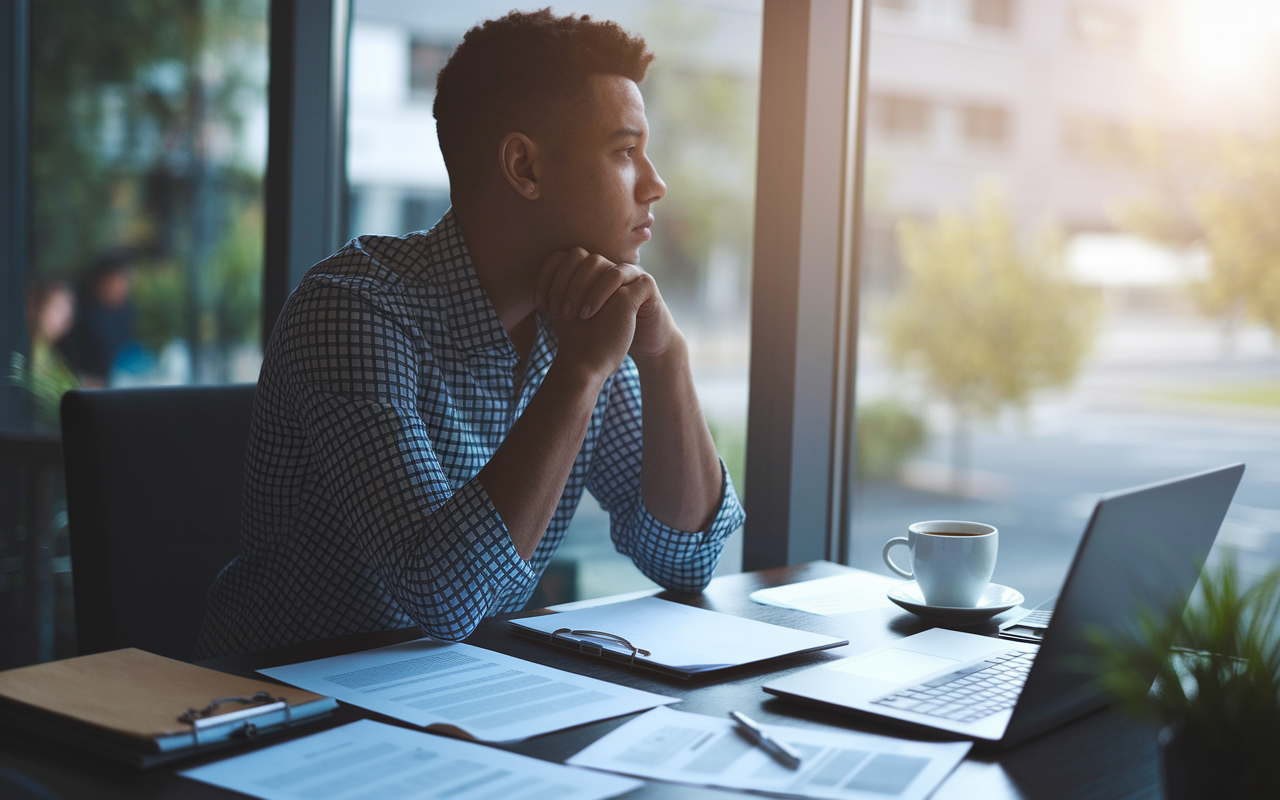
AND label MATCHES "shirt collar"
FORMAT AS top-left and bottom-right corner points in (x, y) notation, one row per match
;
(422, 209), (516, 358)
